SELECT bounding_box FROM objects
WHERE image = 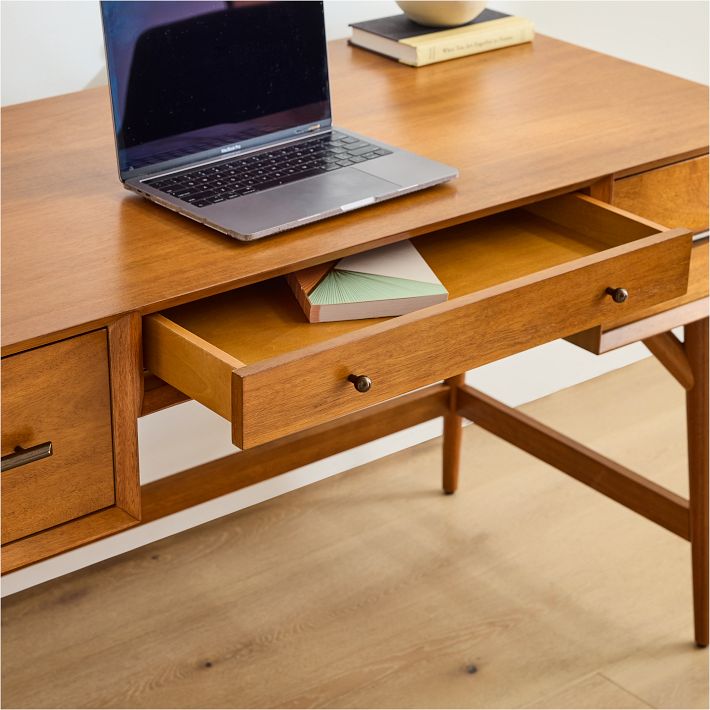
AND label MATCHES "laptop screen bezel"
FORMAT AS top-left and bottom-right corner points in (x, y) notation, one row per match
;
(100, 2), (333, 183)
